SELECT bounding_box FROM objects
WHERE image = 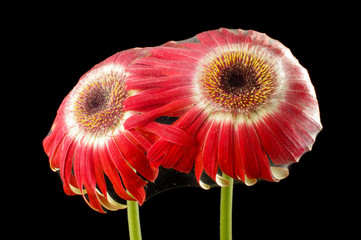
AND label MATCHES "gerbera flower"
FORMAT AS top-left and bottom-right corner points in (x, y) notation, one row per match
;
(43, 48), (158, 213)
(124, 28), (322, 188)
